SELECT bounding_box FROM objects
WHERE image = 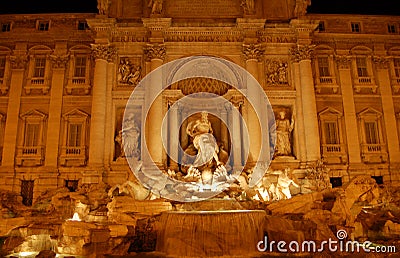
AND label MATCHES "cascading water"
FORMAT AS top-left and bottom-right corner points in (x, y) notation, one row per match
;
(156, 210), (266, 257)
